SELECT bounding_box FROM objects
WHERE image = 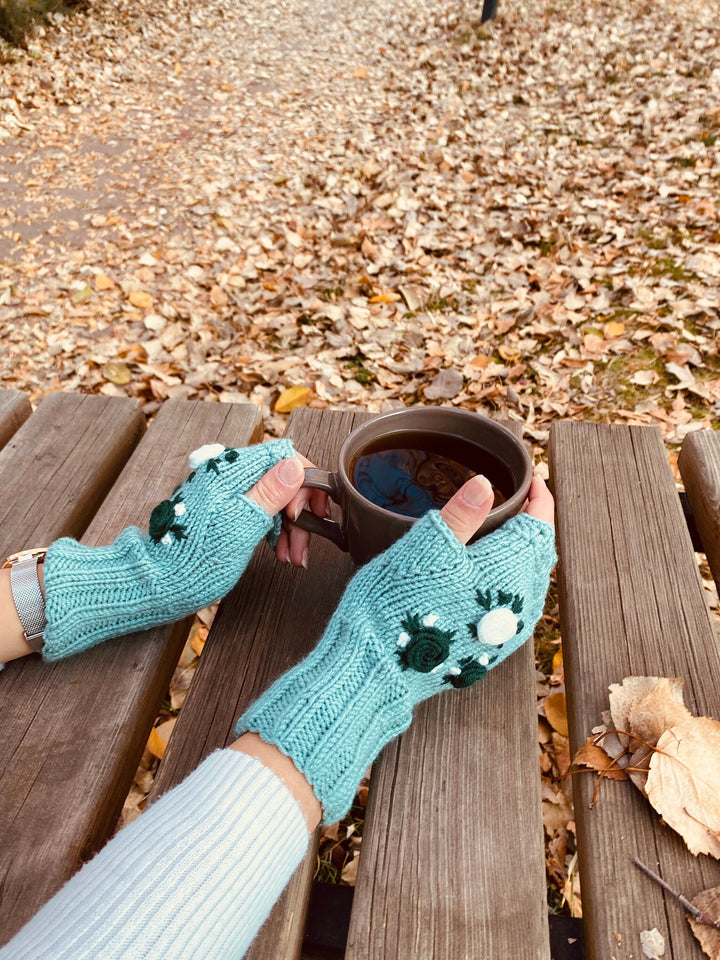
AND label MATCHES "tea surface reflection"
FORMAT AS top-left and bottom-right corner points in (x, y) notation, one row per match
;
(351, 439), (507, 519)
